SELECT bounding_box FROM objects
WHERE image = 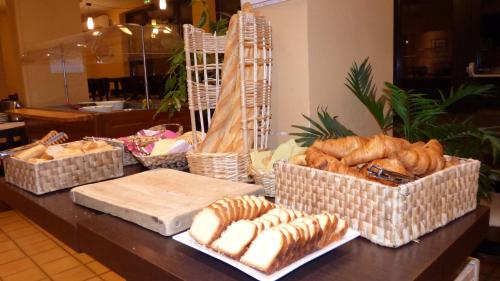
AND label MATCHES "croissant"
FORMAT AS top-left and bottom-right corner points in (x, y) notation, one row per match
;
(305, 147), (337, 170)
(395, 139), (445, 175)
(326, 159), (369, 180)
(341, 134), (410, 166)
(311, 136), (369, 158)
(424, 139), (444, 155)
